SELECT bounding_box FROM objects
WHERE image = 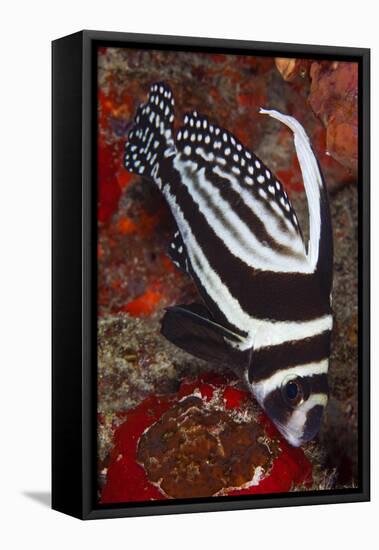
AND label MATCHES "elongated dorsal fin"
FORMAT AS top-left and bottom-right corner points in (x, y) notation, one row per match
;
(259, 109), (325, 272)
